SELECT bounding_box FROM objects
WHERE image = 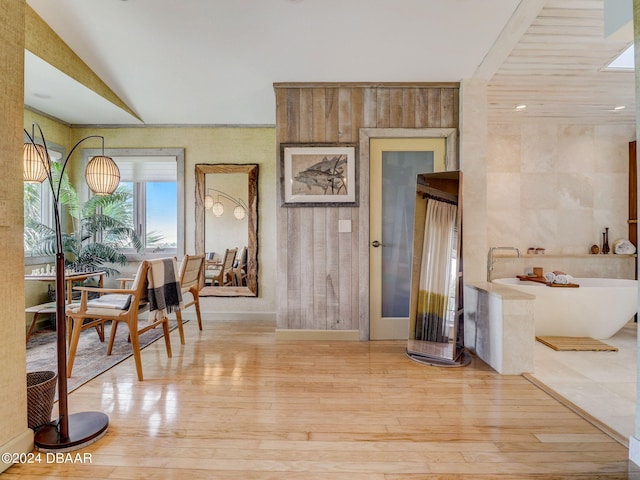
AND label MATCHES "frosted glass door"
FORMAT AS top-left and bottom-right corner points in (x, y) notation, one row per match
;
(369, 137), (447, 340)
(381, 152), (434, 317)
